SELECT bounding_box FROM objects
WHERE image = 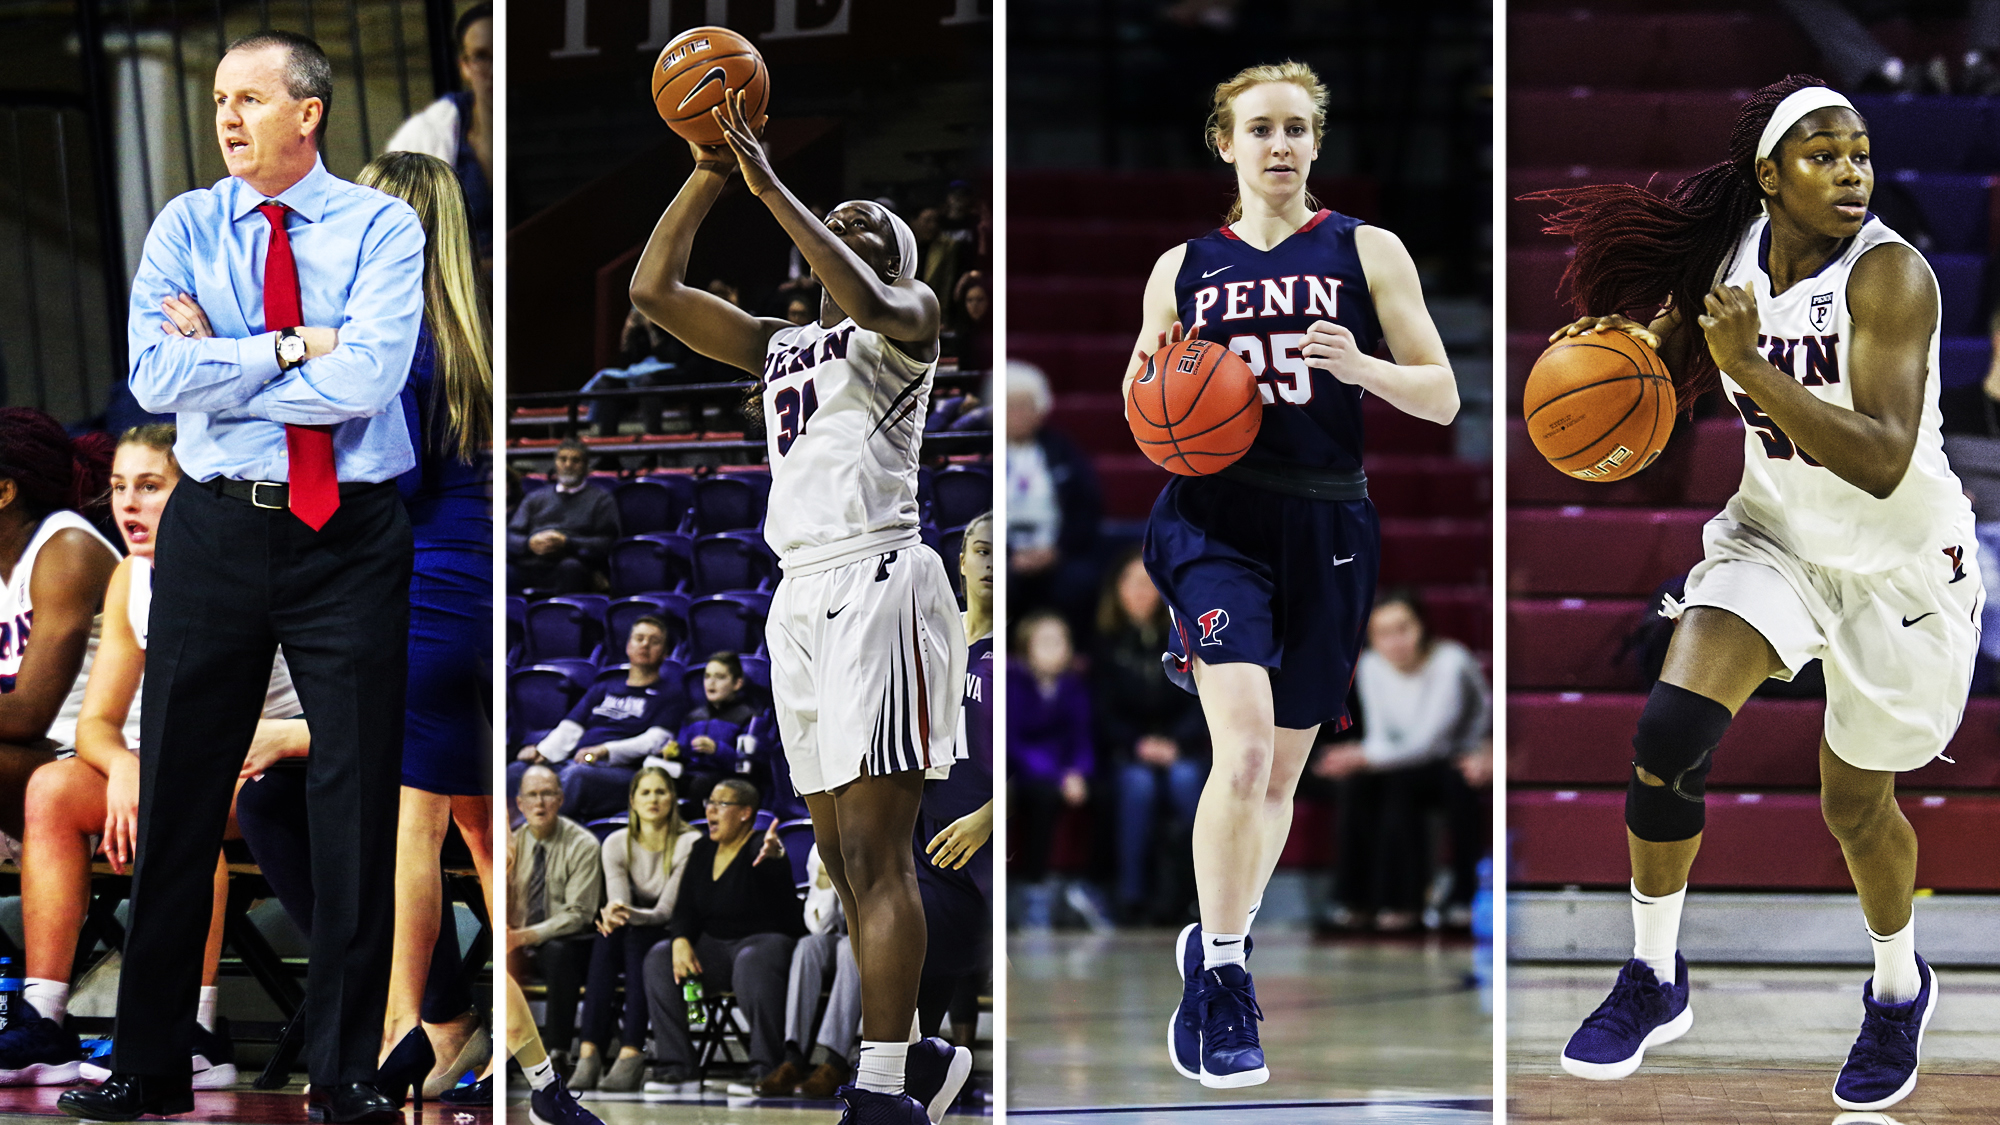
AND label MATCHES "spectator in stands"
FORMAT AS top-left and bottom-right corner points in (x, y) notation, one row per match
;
(2, 425), (289, 1087)
(913, 207), (966, 299)
(513, 617), (687, 822)
(508, 764), (604, 1072)
(570, 767), (699, 1094)
(757, 845), (862, 1098)
(578, 307), (679, 437)
(383, 3), (491, 268)
(643, 779), (801, 1088)
(507, 440), (619, 594)
(1313, 589), (1489, 931)
(1007, 361), (1103, 641)
(1094, 549), (1208, 926)
(944, 271), (991, 372)
(0, 410), (116, 844)
(1776, 0), (2000, 94)
(1008, 611), (1094, 931)
(676, 651), (760, 805)
(785, 296), (815, 326)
